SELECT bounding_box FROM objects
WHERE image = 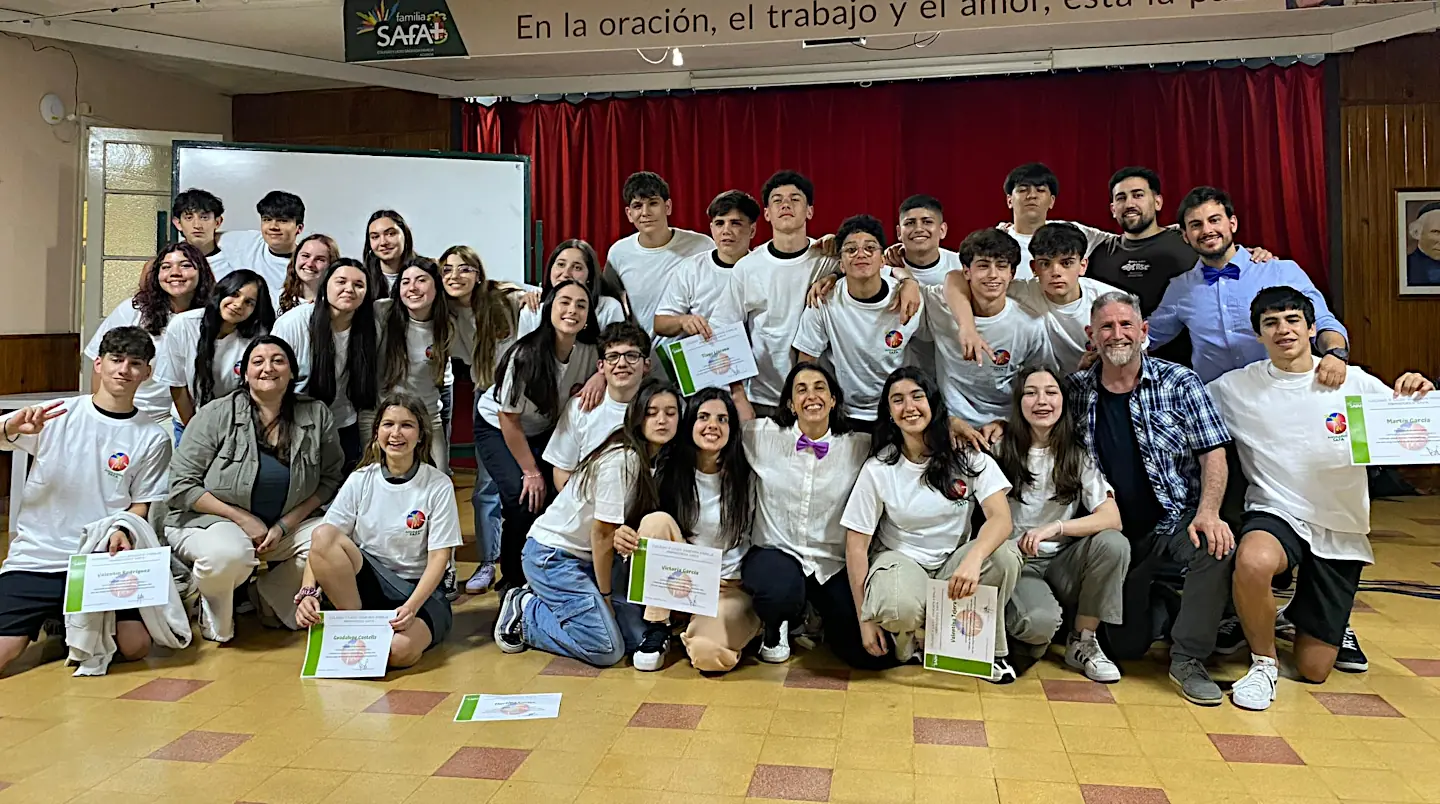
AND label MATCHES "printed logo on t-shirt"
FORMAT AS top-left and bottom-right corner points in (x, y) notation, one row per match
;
(405, 510), (427, 531)
(233, 360), (242, 377)
(1119, 259), (1152, 278)
(884, 330), (904, 349)
(106, 452), (130, 476)
(944, 478), (968, 501)
(1325, 412), (1347, 435)
(991, 349), (1011, 366)
(424, 345), (434, 360)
